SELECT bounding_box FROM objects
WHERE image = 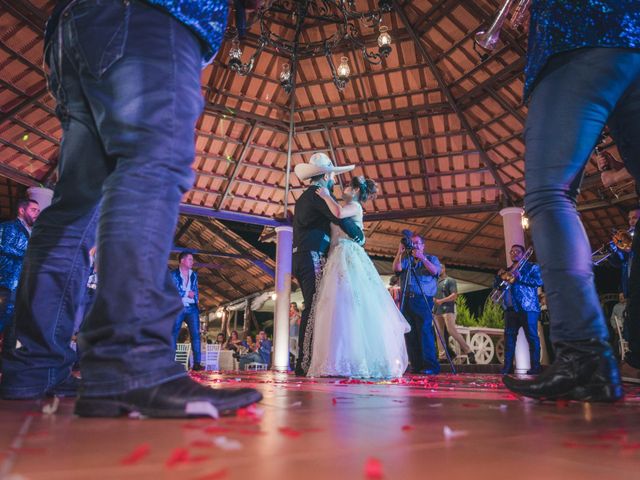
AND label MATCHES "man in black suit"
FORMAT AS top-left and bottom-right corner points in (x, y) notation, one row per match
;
(292, 153), (364, 375)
